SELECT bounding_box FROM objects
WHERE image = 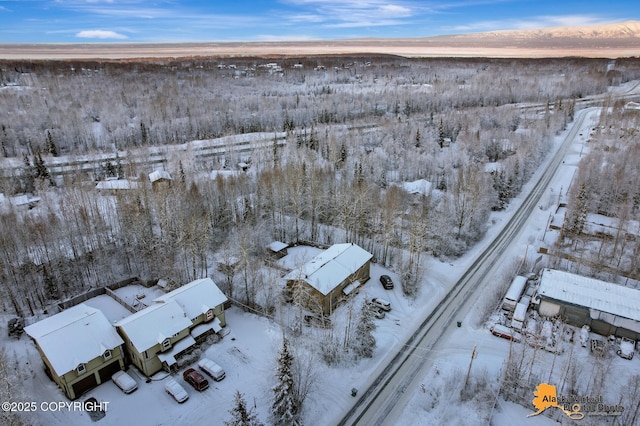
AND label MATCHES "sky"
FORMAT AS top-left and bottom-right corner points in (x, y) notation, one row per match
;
(0, 0), (639, 44)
